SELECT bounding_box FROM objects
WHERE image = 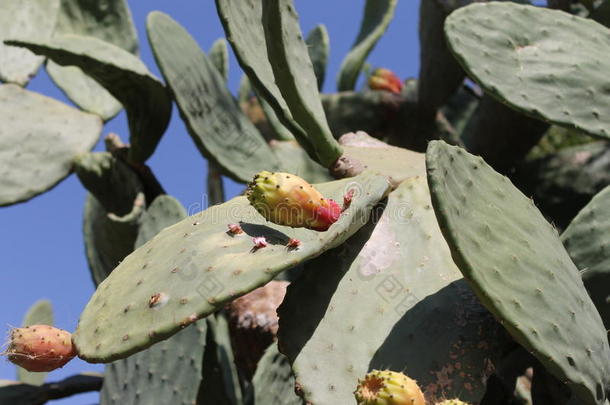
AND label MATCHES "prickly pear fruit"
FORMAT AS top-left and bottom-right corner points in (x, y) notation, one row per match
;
(354, 370), (425, 405)
(246, 171), (341, 231)
(226, 281), (288, 380)
(4, 325), (77, 372)
(435, 399), (470, 405)
(368, 68), (403, 94)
